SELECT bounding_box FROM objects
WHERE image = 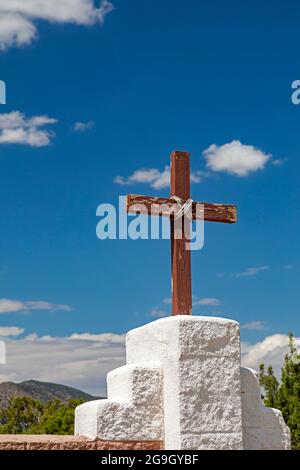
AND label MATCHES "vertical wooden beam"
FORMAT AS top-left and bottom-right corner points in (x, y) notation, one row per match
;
(170, 151), (192, 315)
